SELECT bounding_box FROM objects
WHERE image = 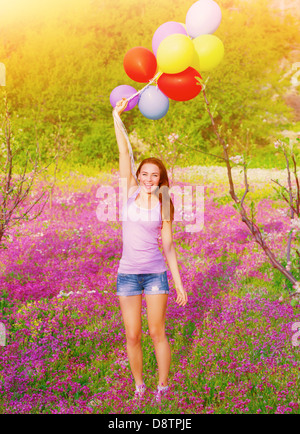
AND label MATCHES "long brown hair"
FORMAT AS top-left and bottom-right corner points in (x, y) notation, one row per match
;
(136, 157), (174, 224)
